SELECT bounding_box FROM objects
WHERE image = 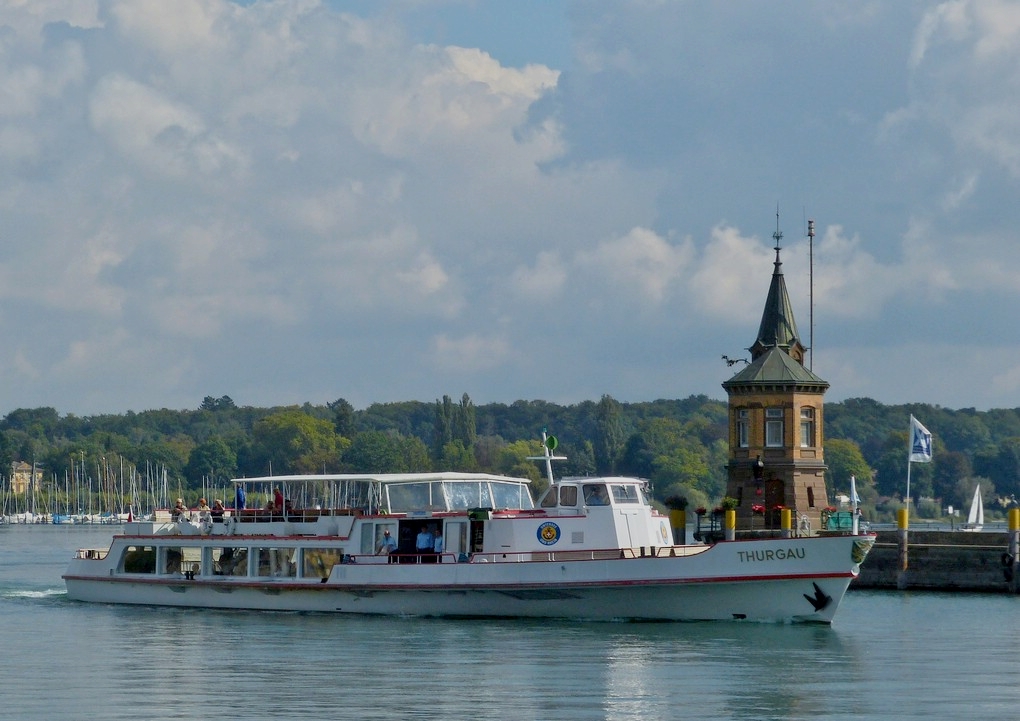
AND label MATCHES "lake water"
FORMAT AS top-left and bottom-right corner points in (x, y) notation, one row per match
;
(2, 524), (1018, 721)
